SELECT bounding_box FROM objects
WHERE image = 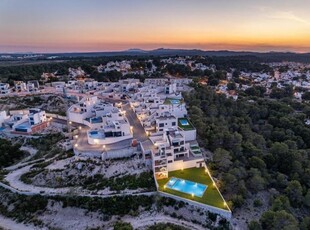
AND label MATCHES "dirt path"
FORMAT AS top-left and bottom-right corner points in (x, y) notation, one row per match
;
(123, 213), (207, 230)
